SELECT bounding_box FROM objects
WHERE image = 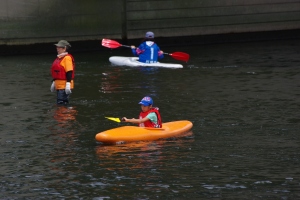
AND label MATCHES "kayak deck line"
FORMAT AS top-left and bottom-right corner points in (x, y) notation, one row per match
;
(109, 56), (183, 69)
